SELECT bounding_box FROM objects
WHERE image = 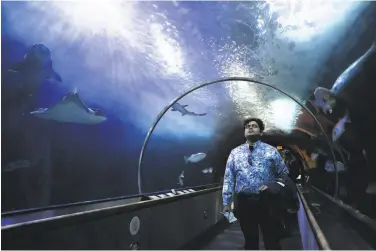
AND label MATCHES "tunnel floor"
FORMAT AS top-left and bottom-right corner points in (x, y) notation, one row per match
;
(201, 218), (302, 250)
